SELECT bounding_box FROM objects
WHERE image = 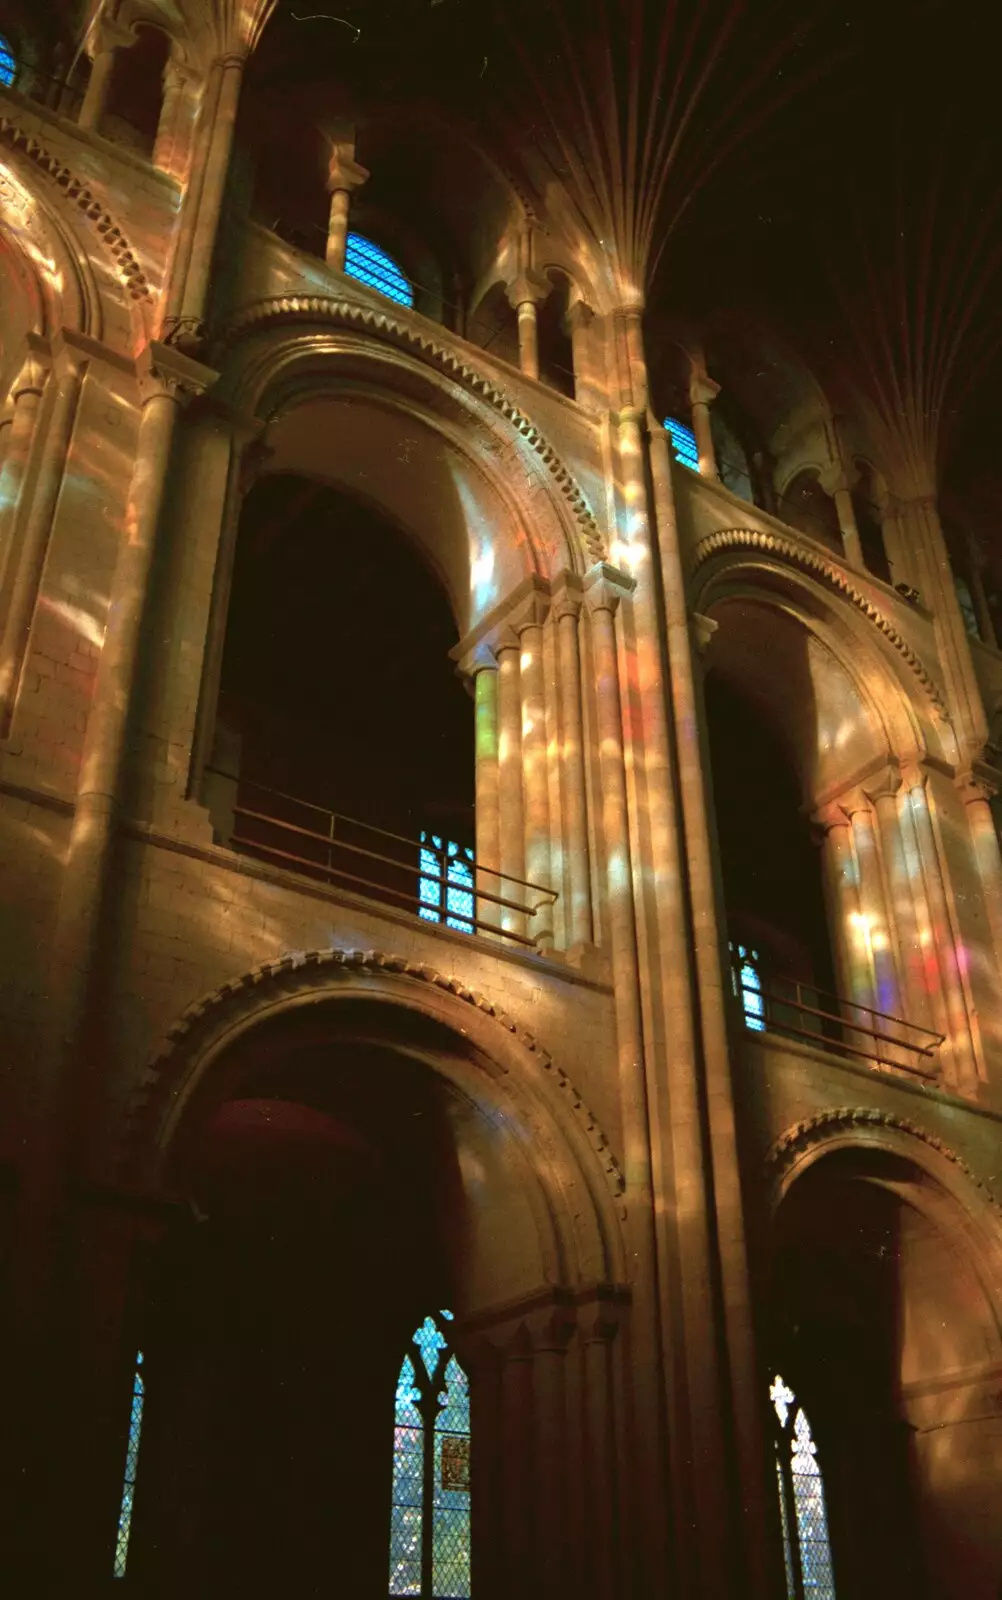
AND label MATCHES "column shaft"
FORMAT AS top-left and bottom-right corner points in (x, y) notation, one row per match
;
(78, 47), (117, 133)
(518, 619), (553, 947)
(496, 639), (525, 939)
(0, 381), (46, 612)
(180, 56), (243, 325)
(690, 399), (718, 480)
(473, 663), (501, 925)
(905, 776), (979, 1085)
(0, 352), (86, 729)
(556, 602), (592, 945)
(516, 300), (540, 380)
(871, 787), (937, 1034)
(962, 783), (1002, 966)
(326, 189), (351, 270)
(833, 485), (865, 567)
